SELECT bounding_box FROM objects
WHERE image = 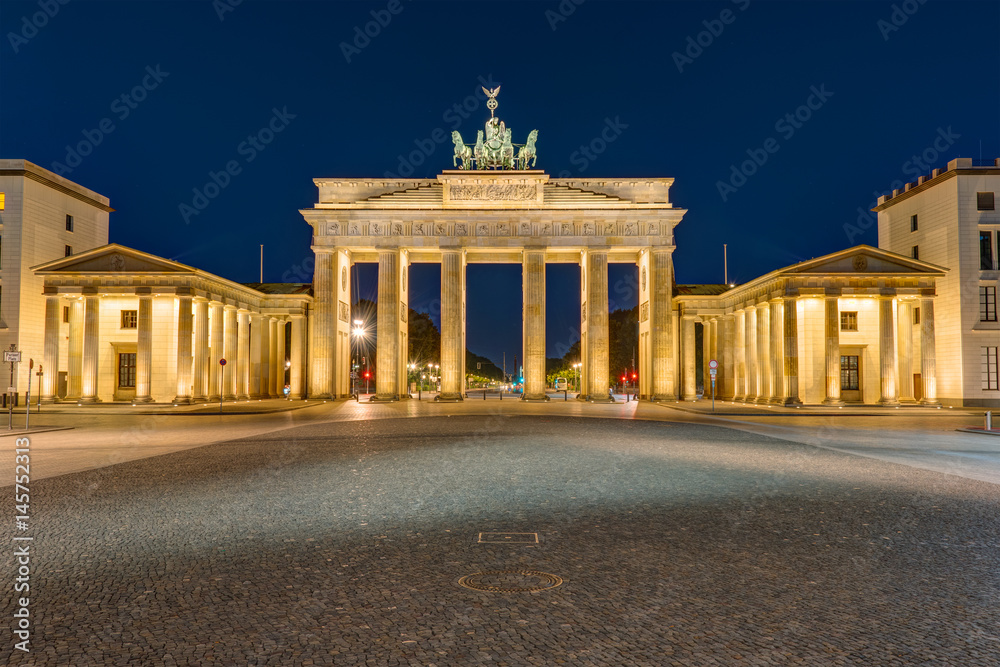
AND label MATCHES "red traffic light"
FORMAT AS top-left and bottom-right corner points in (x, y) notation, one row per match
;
(632, 373), (637, 379)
